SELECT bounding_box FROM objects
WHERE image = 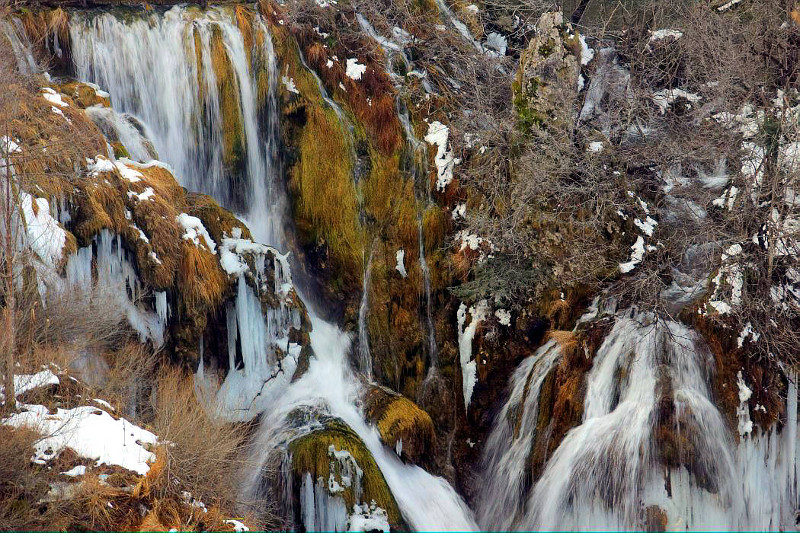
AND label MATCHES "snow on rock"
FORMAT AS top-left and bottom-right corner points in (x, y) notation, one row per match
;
(652, 88), (701, 114)
(737, 322), (760, 348)
(424, 121), (460, 192)
(649, 29), (683, 42)
(619, 236), (646, 274)
(3, 404), (157, 475)
(61, 465), (87, 477)
(175, 213), (216, 254)
(127, 187), (155, 202)
(86, 156), (115, 176)
(634, 216), (658, 237)
(282, 75), (300, 95)
(115, 161), (143, 183)
(348, 501), (391, 532)
(224, 520), (249, 532)
(41, 87), (68, 108)
(395, 249), (407, 278)
(457, 300), (489, 410)
(20, 193), (67, 268)
(495, 308), (511, 326)
(346, 58), (367, 80)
